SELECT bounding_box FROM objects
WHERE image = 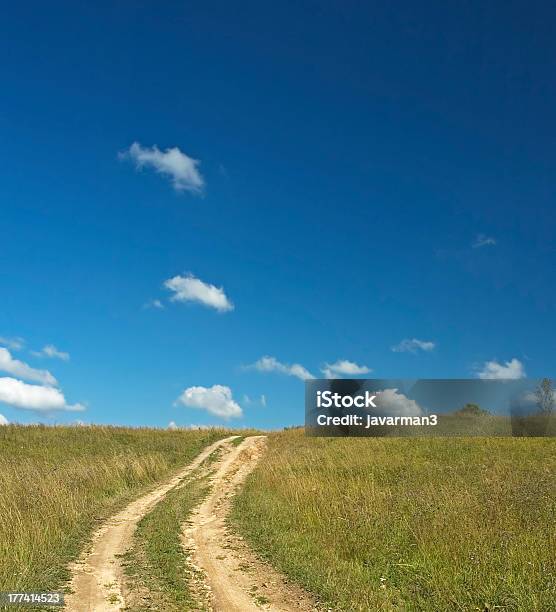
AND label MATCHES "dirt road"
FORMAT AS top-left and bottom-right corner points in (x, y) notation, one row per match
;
(183, 436), (317, 612)
(64, 436), (237, 612)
